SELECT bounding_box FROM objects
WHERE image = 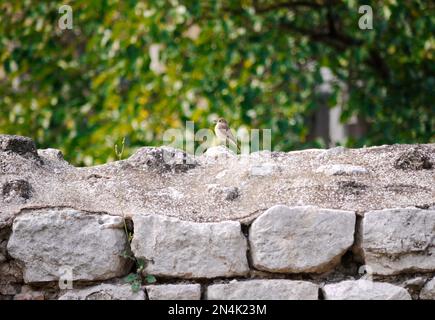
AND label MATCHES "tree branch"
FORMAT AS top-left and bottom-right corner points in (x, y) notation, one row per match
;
(220, 1), (390, 80)
(279, 21), (362, 50)
(368, 49), (390, 80)
(279, 20), (390, 79)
